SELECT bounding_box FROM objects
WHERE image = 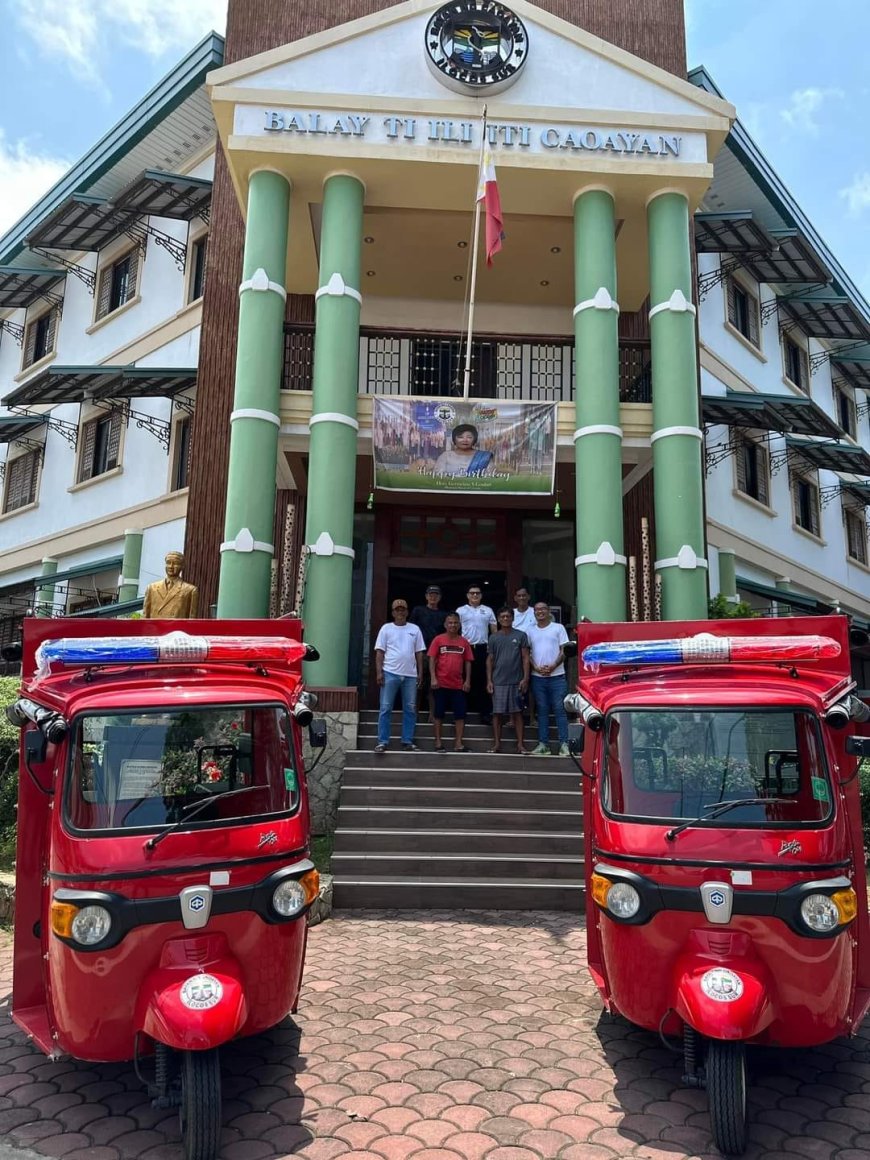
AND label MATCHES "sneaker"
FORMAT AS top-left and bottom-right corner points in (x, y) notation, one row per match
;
(558, 743), (570, 757)
(374, 744), (387, 754)
(531, 743), (551, 756)
(401, 743), (421, 752)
